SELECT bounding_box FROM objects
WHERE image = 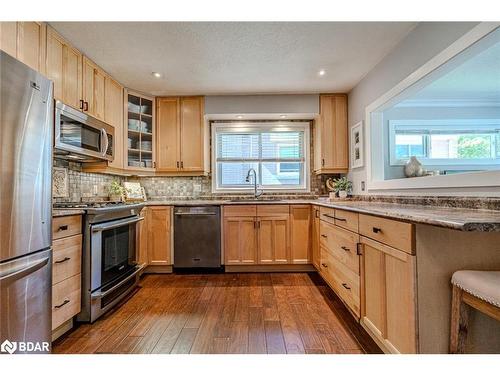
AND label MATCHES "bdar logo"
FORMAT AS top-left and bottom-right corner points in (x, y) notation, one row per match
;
(1, 339), (17, 354)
